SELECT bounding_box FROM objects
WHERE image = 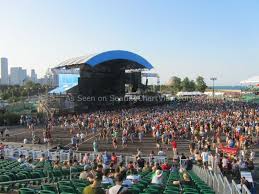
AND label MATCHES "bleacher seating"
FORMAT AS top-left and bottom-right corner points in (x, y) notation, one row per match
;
(0, 159), (84, 193)
(0, 158), (216, 194)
